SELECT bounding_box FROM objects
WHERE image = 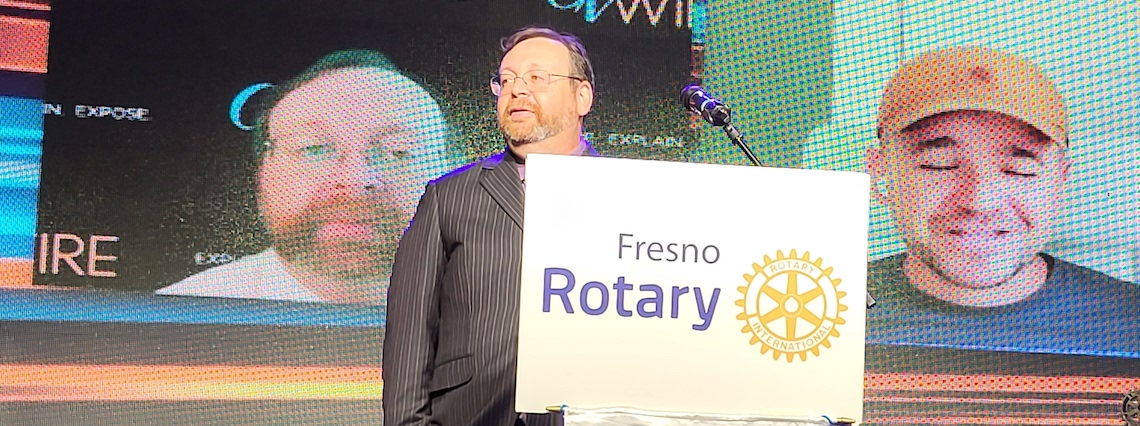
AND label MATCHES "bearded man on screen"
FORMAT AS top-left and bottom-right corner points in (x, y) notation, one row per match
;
(157, 50), (451, 306)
